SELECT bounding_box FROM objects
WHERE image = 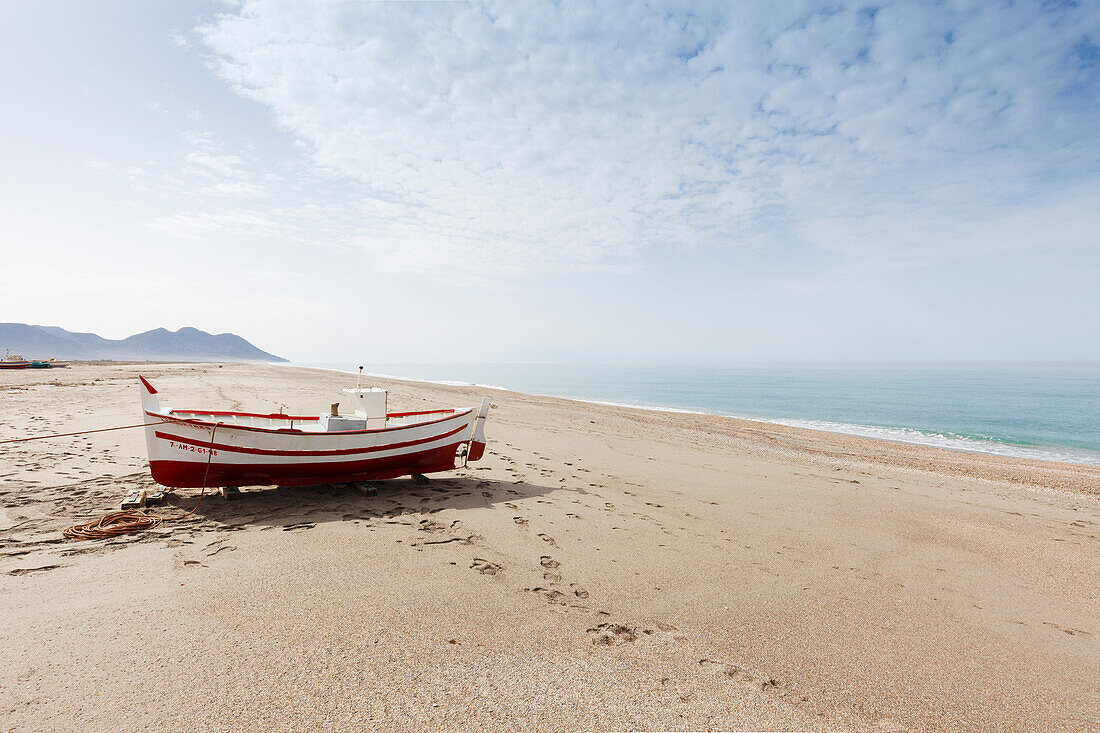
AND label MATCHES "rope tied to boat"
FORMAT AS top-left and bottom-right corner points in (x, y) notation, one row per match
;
(0, 420), (169, 444)
(61, 423), (222, 541)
